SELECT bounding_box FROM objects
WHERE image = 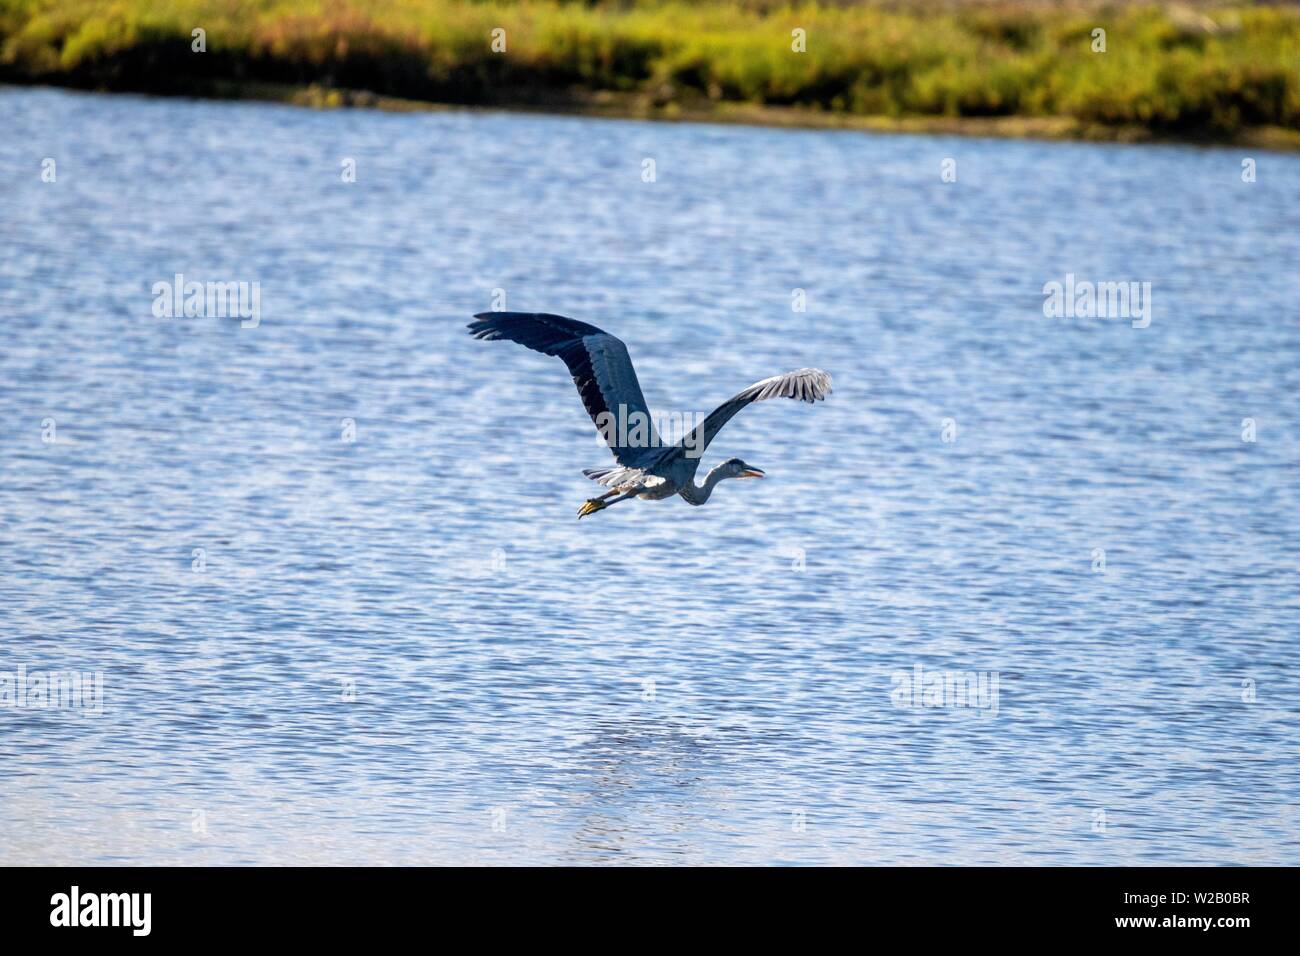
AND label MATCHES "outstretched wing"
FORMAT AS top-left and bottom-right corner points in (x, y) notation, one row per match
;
(681, 368), (832, 458)
(467, 312), (661, 467)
